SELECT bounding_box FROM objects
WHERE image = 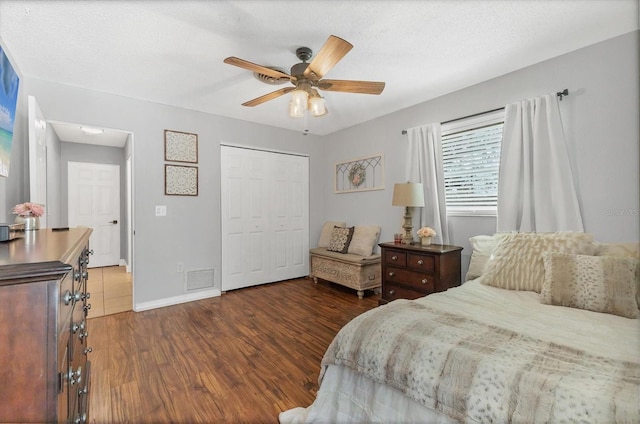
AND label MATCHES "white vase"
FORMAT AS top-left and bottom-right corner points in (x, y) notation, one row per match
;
(421, 236), (432, 246)
(15, 215), (40, 231)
